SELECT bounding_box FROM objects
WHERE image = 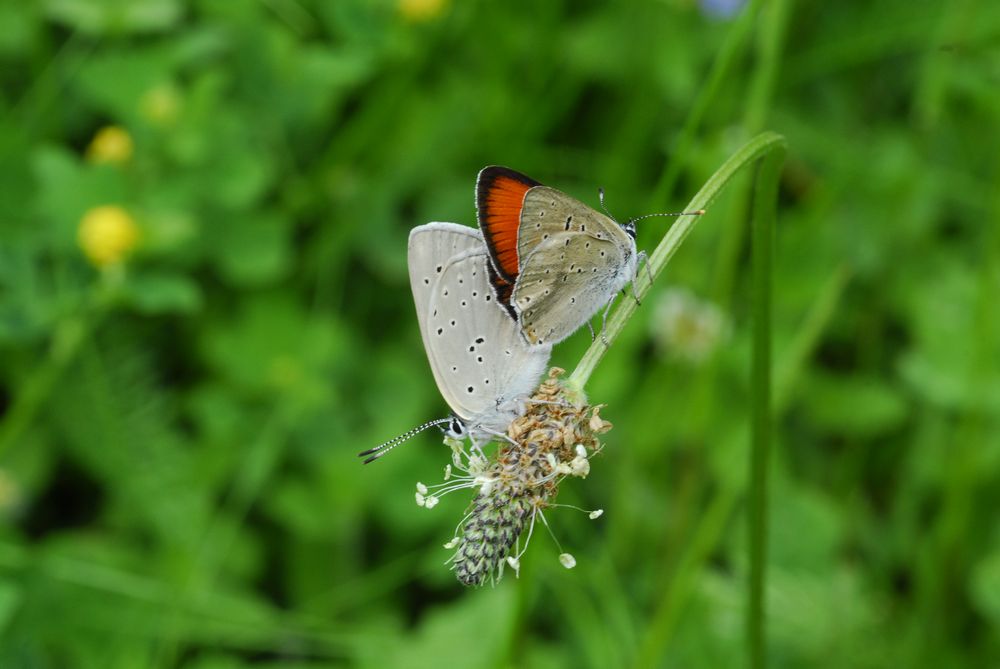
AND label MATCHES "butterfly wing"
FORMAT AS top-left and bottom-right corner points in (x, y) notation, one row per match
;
(517, 186), (624, 260)
(475, 166), (541, 283)
(409, 222), (551, 430)
(511, 231), (635, 346)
